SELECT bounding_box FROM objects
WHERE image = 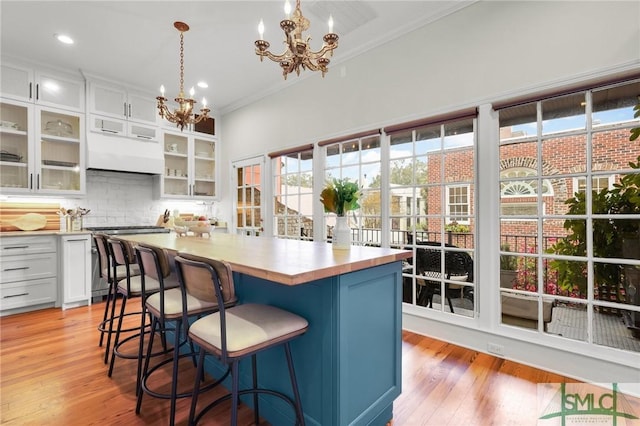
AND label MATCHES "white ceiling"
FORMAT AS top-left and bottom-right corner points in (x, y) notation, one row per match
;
(0, 1), (475, 115)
